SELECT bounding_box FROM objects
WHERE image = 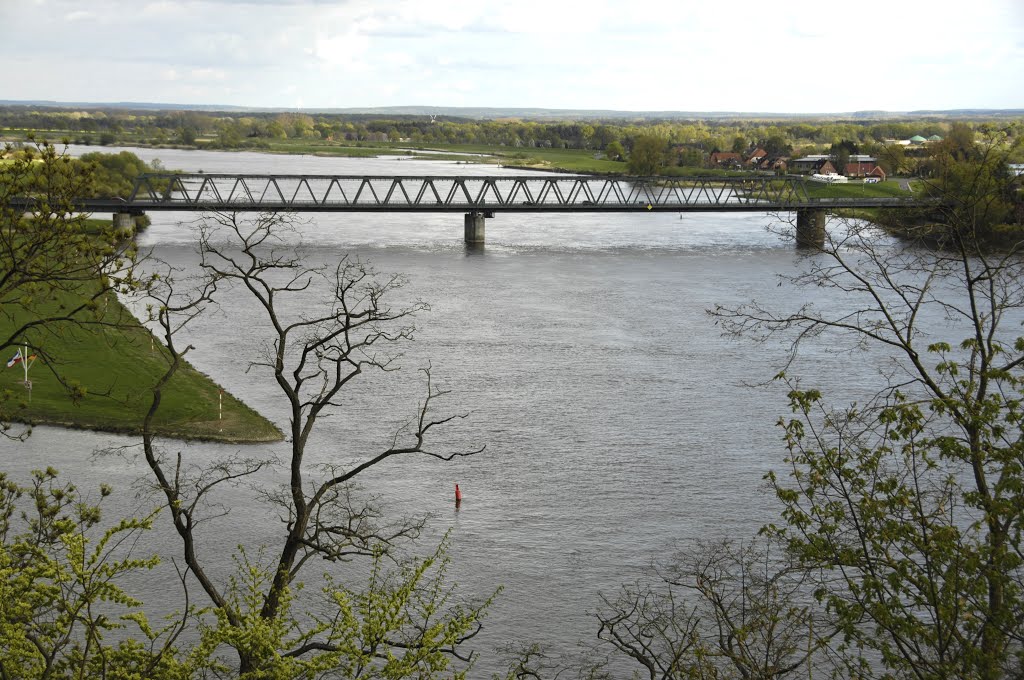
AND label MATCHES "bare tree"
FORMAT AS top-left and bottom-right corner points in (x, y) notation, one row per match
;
(139, 210), (489, 676)
(592, 539), (837, 679)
